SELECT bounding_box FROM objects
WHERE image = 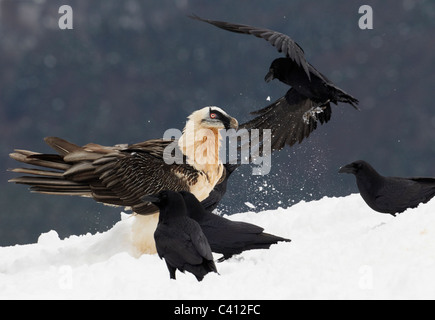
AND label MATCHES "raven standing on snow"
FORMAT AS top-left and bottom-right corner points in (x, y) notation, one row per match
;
(143, 191), (217, 281)
(339, 160), (435, 215)
(190, 15), (359, 151)
(181, 191), (291, 261)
